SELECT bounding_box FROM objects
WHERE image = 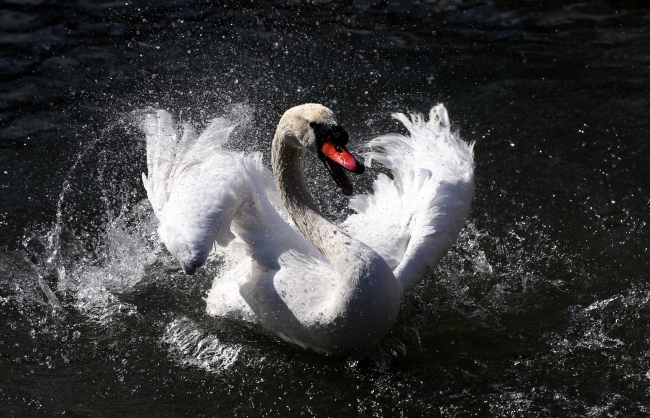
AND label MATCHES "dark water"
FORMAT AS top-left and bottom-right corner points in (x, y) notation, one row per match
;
(2, 0), (650, 416)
